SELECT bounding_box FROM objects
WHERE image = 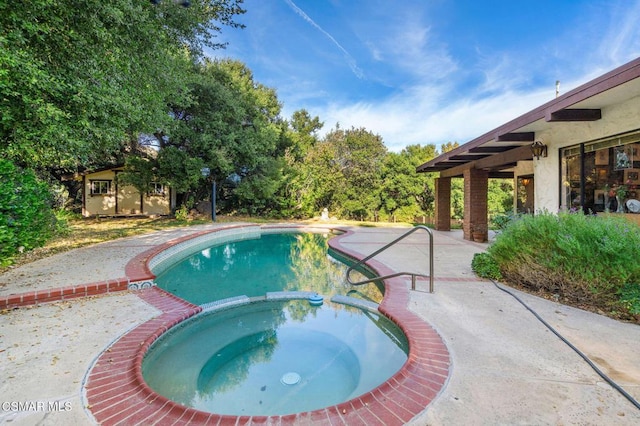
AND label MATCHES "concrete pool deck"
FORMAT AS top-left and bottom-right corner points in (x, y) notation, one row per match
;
(1, 223), (639, 424)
